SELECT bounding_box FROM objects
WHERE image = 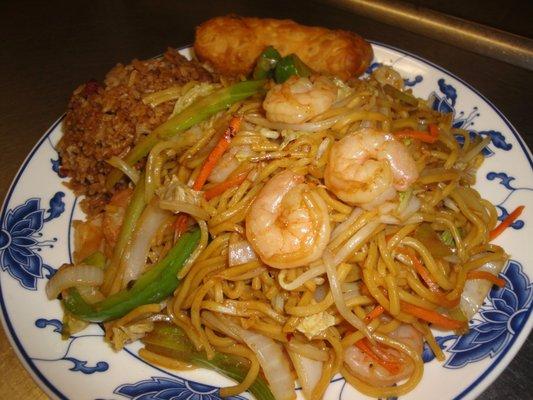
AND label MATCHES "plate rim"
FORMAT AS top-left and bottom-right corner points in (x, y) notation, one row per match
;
(0, 42), (531, 400)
